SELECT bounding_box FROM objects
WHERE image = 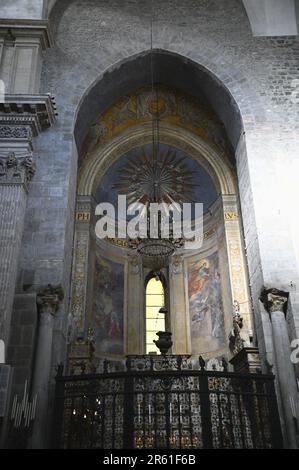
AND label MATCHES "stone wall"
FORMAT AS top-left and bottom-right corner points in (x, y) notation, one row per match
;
(17, 0), (297, 364)
(0, 0), (298, 449)
(7, 293), (37, 397)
